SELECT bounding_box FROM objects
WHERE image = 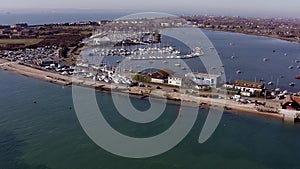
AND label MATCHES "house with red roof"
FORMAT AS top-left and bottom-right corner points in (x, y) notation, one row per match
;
(281, 95), (300, 111)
